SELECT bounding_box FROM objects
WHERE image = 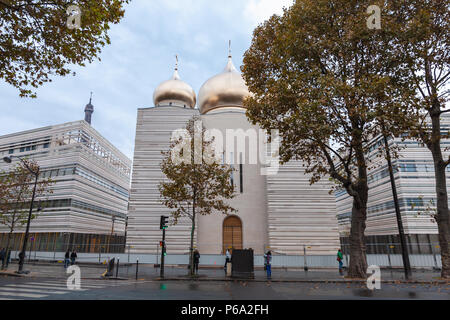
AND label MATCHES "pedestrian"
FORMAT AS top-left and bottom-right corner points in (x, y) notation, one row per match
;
(64, 249), (70, 268)
(264, 251), (272, 279)
(224, 249), (231, 270)
(70, 250), (77, 265)
(6, 249), (11, 267)
(193, 249), (200, 275)
(0, 248), (5, 266)
(337, 249), (344, 275)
